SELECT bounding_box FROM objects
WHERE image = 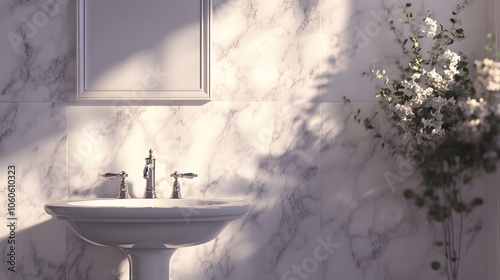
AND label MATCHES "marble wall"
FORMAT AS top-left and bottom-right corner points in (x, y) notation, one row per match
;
(0, 0), (497, 279)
